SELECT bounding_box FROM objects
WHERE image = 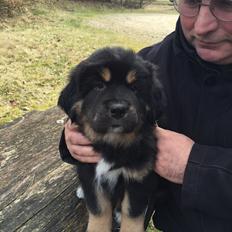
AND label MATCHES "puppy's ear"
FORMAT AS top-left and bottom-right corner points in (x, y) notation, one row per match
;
(146, 63), (166, 125)
(151, 76), (166, 122)
(58, 61), (86, 118)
